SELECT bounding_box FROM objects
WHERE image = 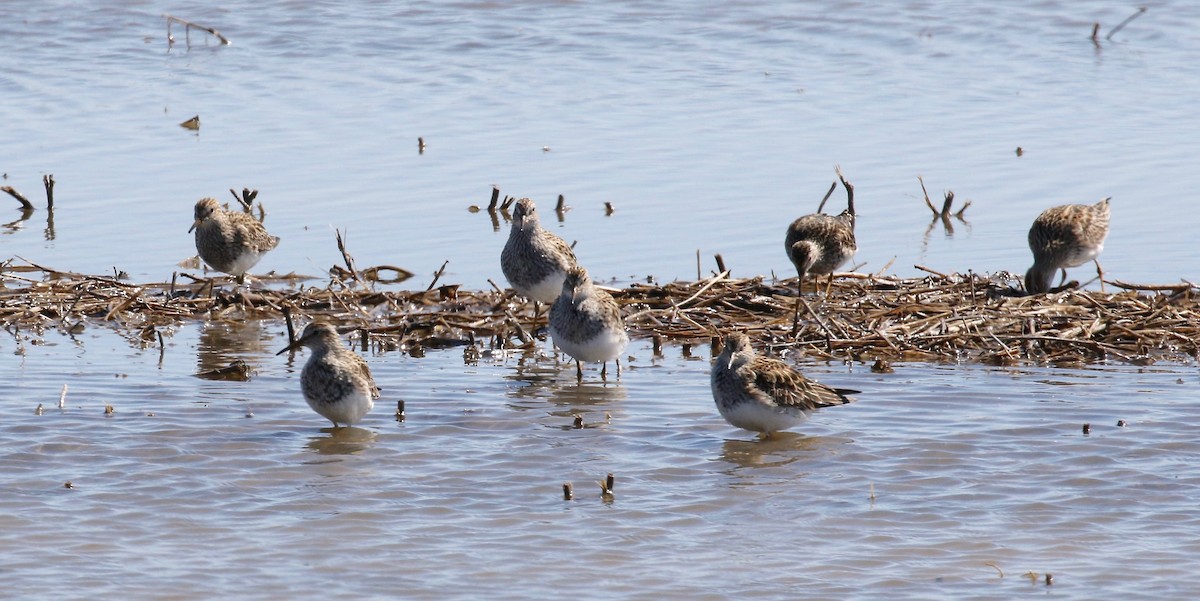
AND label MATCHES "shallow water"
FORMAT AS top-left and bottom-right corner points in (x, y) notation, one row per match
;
(4, 1), (1200, 599)
(6, 324), (1200, 599)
